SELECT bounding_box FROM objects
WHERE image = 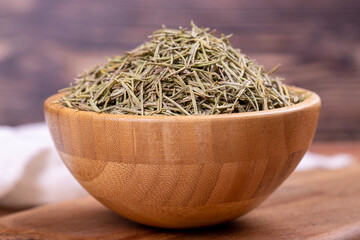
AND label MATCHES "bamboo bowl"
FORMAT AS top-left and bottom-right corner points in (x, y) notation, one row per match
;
(44, 86), (320, 229)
